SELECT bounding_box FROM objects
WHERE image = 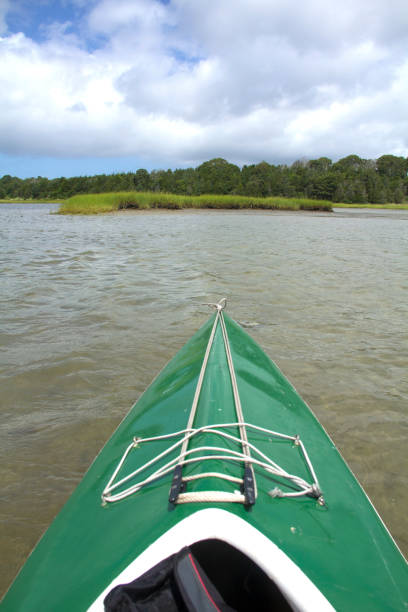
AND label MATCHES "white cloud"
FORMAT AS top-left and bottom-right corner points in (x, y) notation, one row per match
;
(88, 0), (167, 36)
(0, 0), (407, 168)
